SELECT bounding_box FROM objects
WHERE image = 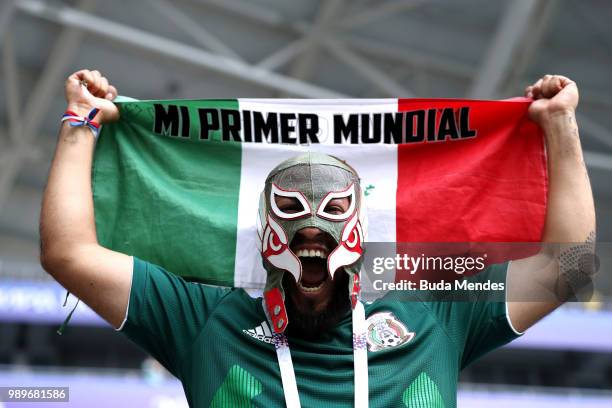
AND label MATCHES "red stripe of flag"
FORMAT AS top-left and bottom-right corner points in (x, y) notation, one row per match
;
(395, 98), (547, 273)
